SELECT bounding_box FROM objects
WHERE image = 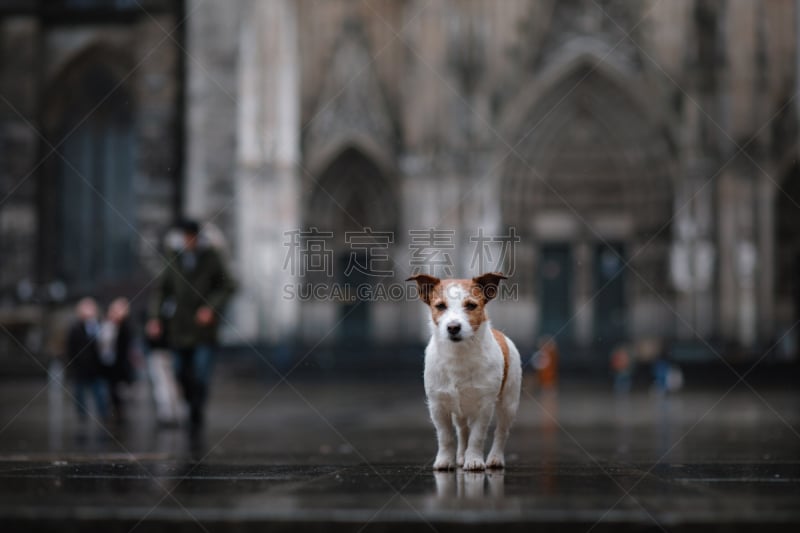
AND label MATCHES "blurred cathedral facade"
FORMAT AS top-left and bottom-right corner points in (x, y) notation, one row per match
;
(1, 0), (799, 371)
